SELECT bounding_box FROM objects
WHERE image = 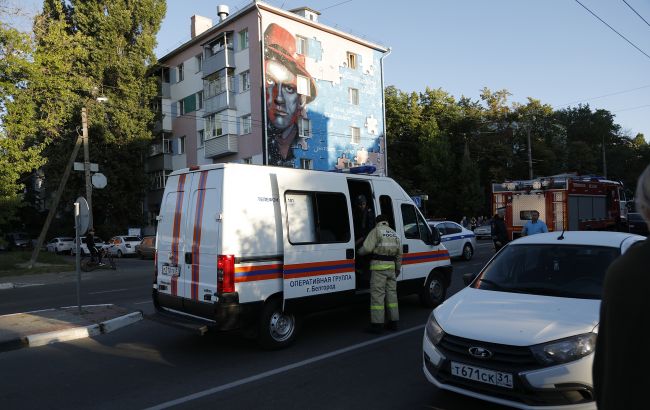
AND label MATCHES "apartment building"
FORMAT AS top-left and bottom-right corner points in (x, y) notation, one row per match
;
(146, 1), (389, 227)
